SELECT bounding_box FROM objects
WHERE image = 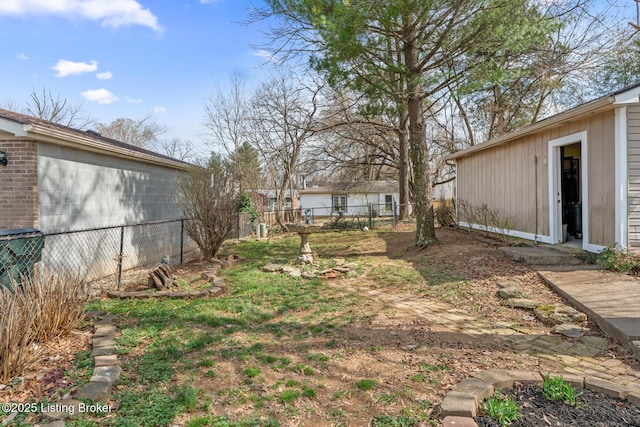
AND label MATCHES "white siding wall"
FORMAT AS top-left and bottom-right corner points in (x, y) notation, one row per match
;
(628, 104), (640, 247)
